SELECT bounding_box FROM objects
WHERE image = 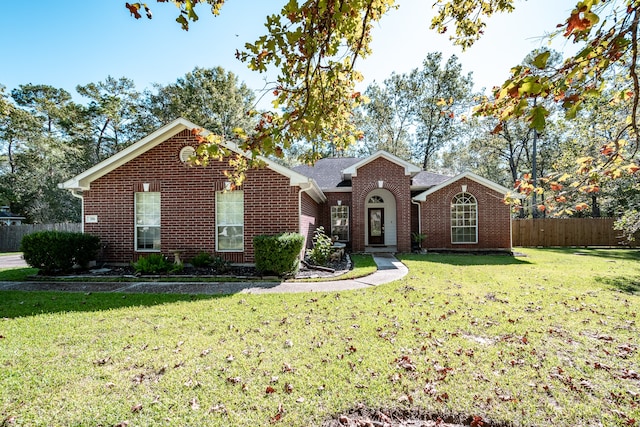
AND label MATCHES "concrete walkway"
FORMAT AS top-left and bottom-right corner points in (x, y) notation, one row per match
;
(0, 254), (28, 268)
(0, 254), (408, 295)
